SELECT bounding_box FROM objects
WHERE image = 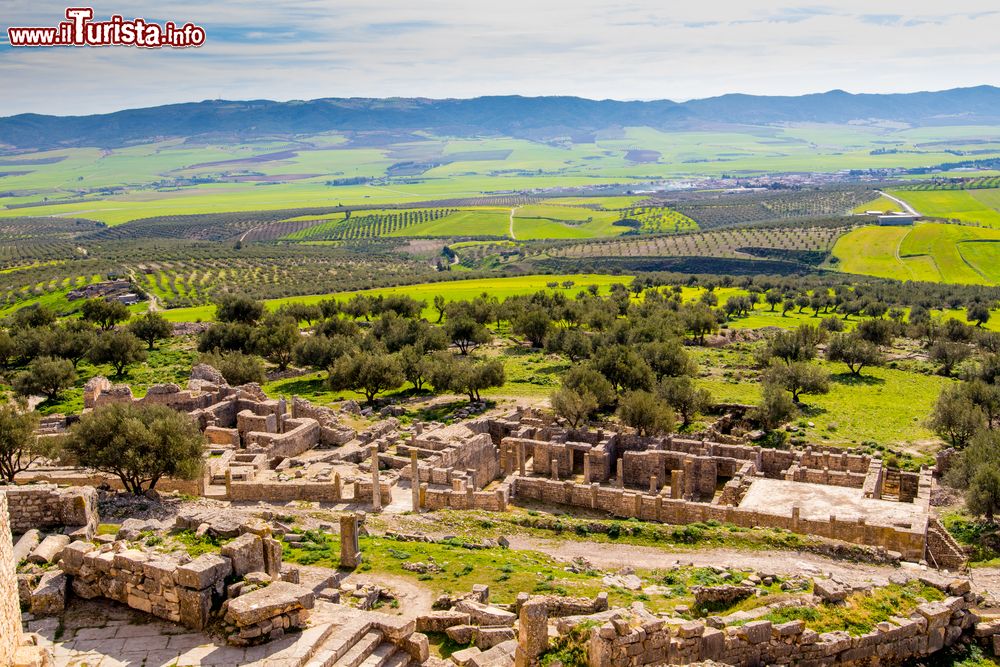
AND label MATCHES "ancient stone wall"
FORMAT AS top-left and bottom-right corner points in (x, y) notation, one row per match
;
(512, 477), (926, 561)
(1, 483), (98, 536)
(584, 594), (974, 667)
(0, 491), (22, 666)
(227, 479), (342, 503)
(422, 485), (507, 511)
